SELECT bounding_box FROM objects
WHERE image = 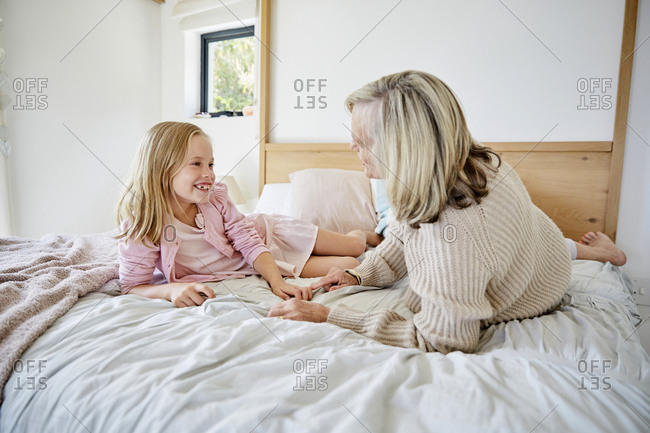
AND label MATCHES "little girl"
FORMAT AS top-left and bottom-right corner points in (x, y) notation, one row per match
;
(116, 121), (365, 307)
